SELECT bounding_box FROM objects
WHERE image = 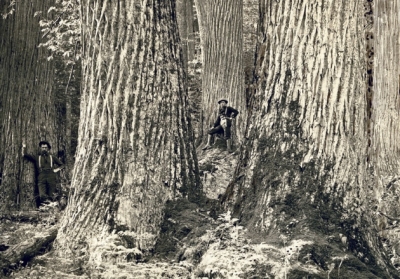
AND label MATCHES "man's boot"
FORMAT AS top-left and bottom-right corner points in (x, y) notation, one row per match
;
(226, 139), (232, 152)
(202, 135), (213, 150)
